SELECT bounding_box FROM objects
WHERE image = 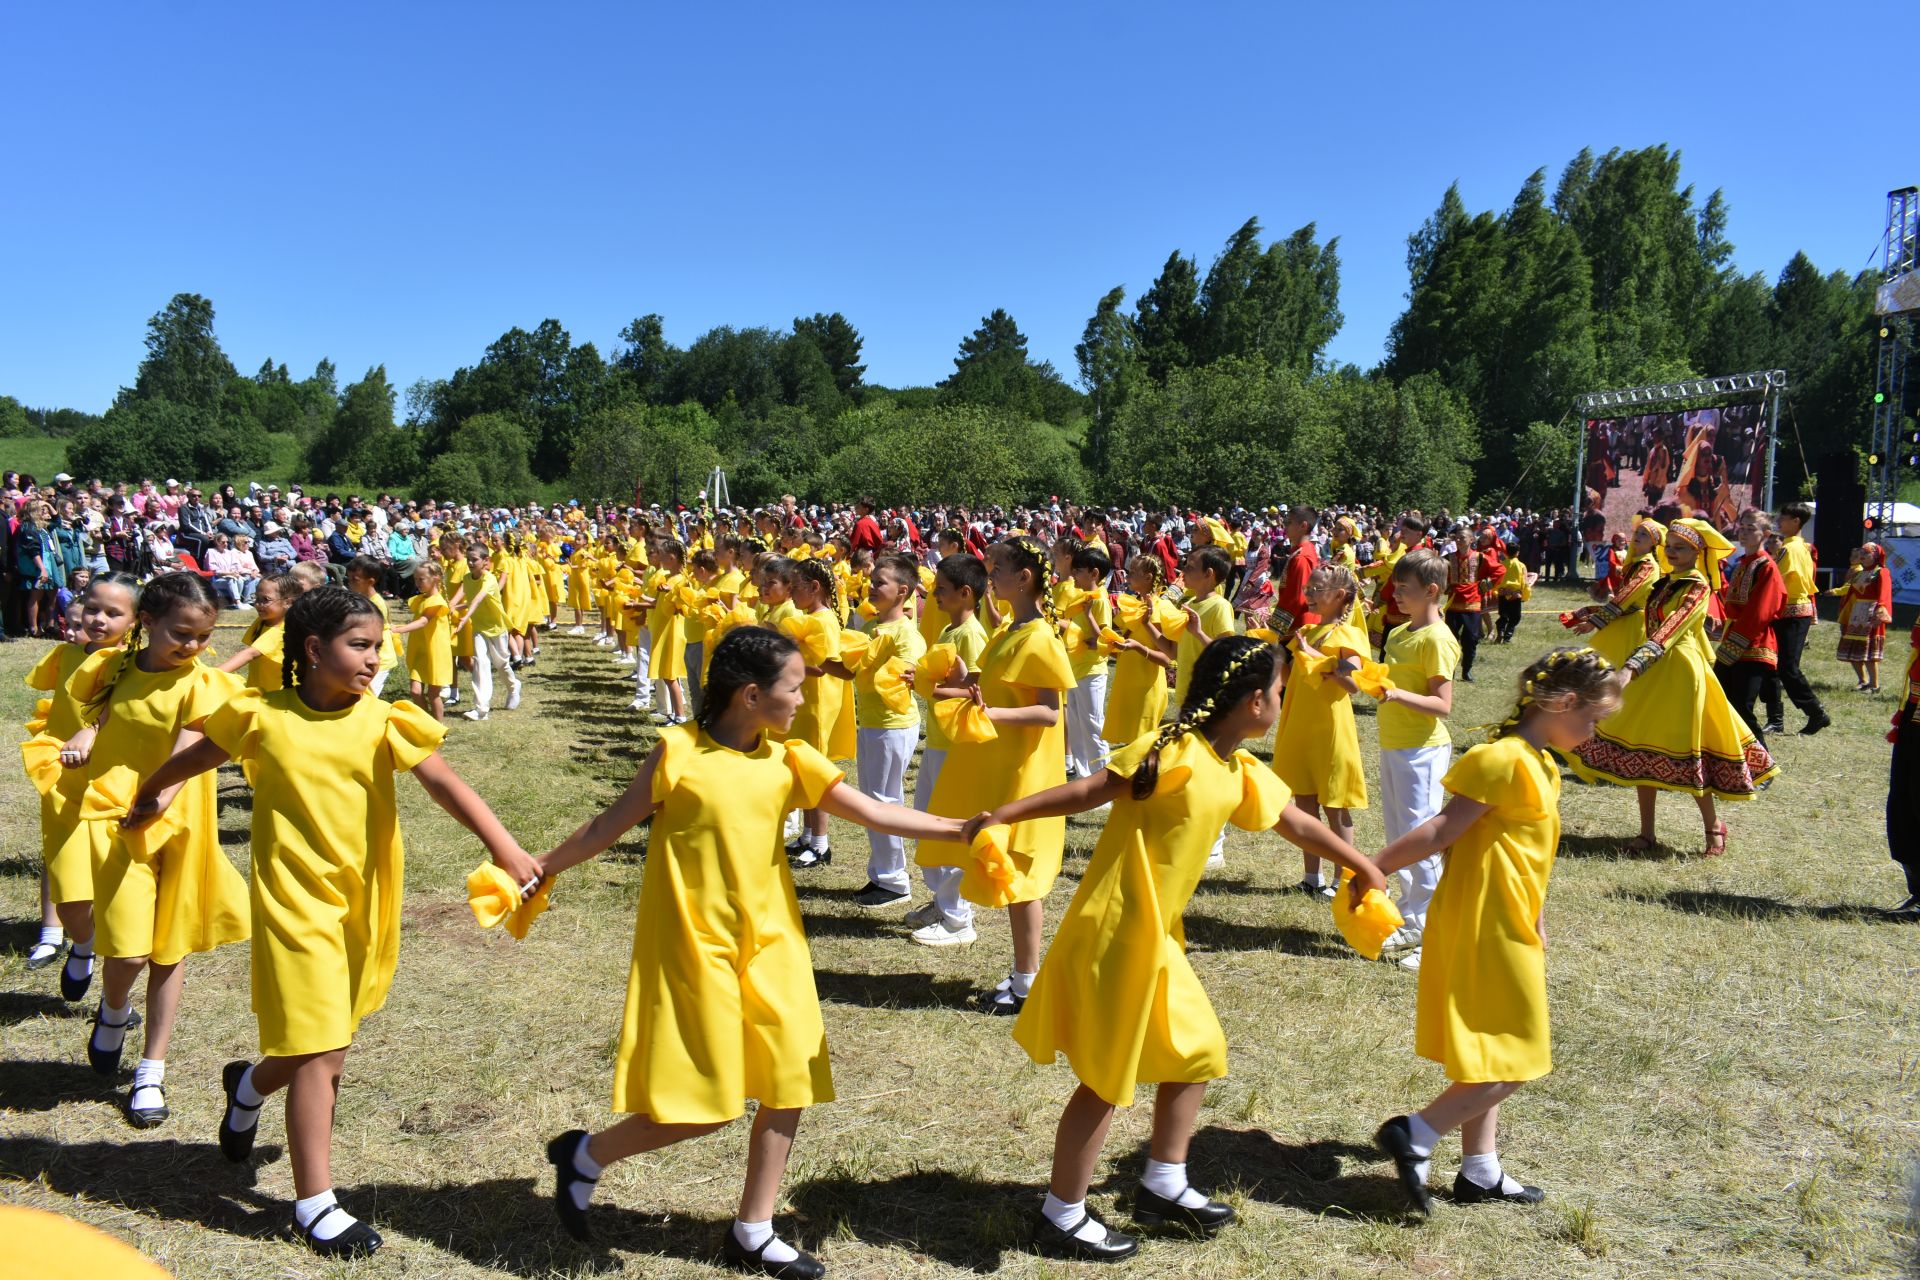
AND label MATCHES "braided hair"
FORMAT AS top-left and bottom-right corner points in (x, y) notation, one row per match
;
(795, 556), (838, 614)
(1130, 635), (1276, 800)
(993, 534), (1057, 627)
(281, 586), (382, 692)
(1487, 646), (1621, 742)
(1305, 563), (1361, 627)
(83, 571), (218, 719)
(1127, 552), (1167, 597)
(697, 625), (801, 732)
